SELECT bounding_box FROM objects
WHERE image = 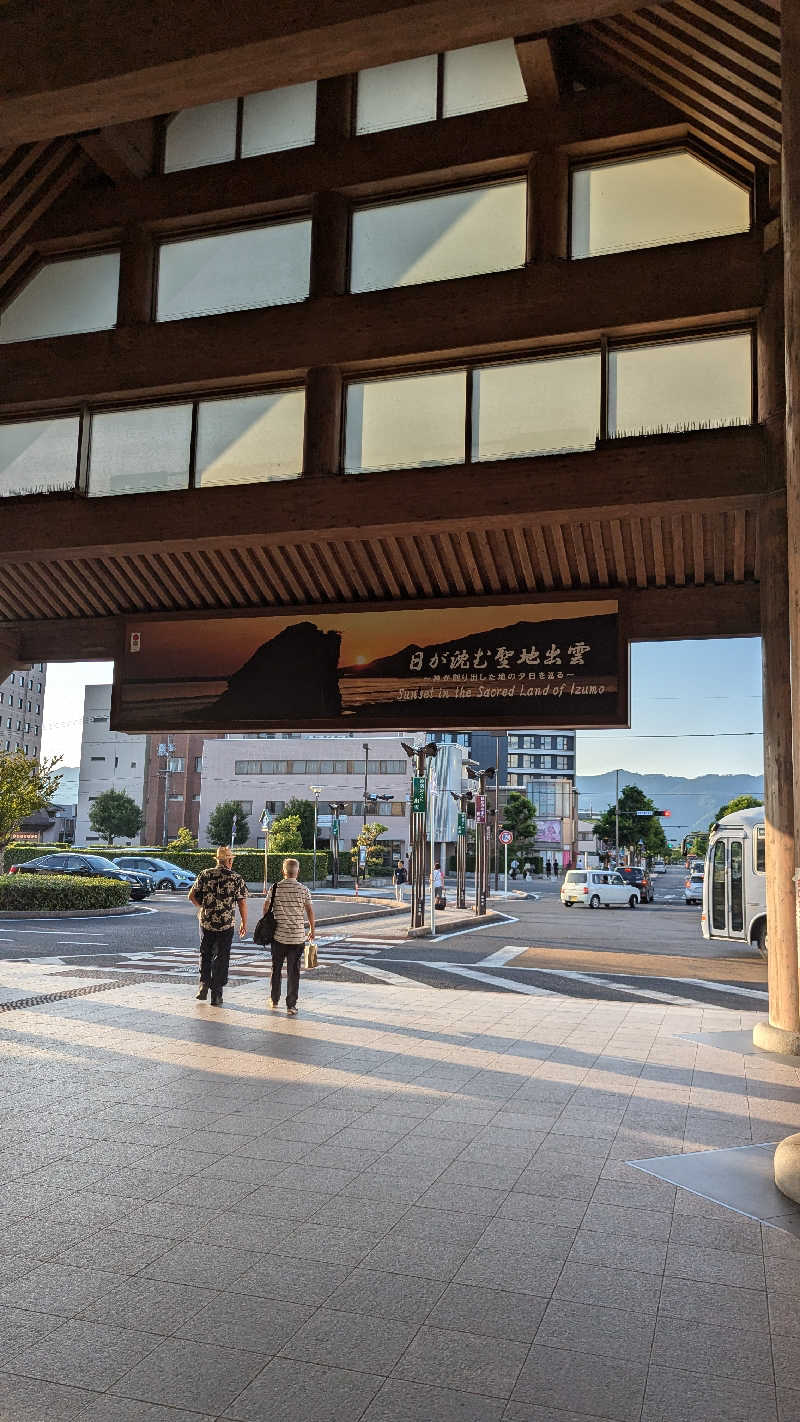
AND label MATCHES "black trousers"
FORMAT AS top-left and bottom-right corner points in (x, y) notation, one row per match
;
(199, 927), (234, 990)
(271, 940), (303, 1008)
